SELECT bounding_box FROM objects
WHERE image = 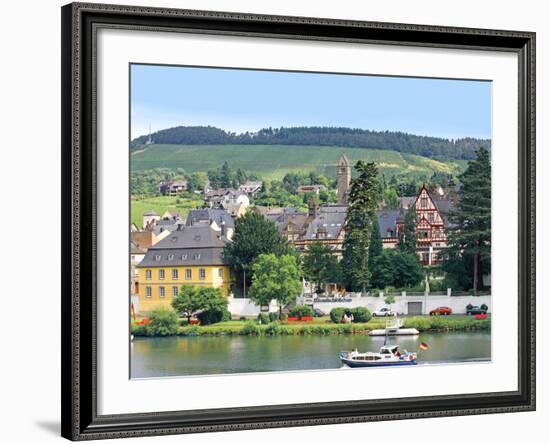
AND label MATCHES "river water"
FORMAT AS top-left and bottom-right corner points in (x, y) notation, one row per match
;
(131, 331), (491, 378)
